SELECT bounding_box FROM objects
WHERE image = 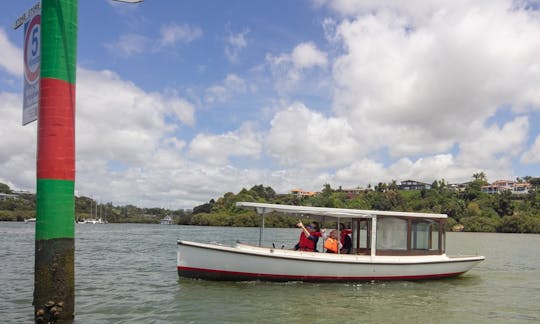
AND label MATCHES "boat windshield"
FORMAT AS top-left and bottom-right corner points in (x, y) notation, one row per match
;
(376, 217), (407, 250)
(374, 216), (445, 255)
